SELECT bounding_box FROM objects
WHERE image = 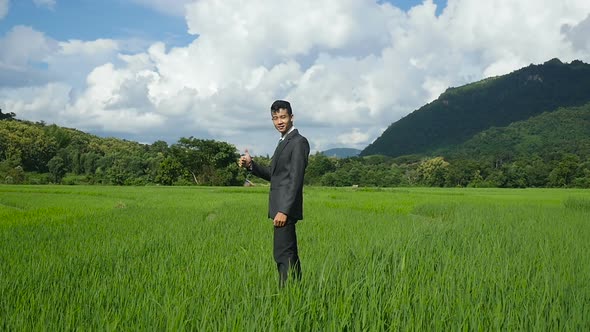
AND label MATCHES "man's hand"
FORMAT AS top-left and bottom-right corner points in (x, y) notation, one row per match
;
(273, 212), (288, 227)
(238, 149), (252, 168)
